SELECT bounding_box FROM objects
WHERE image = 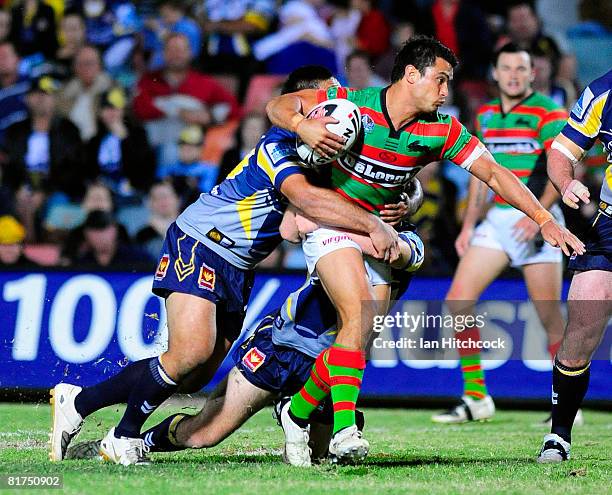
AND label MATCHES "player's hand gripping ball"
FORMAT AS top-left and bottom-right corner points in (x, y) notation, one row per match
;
(296, 98), (362, 169)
